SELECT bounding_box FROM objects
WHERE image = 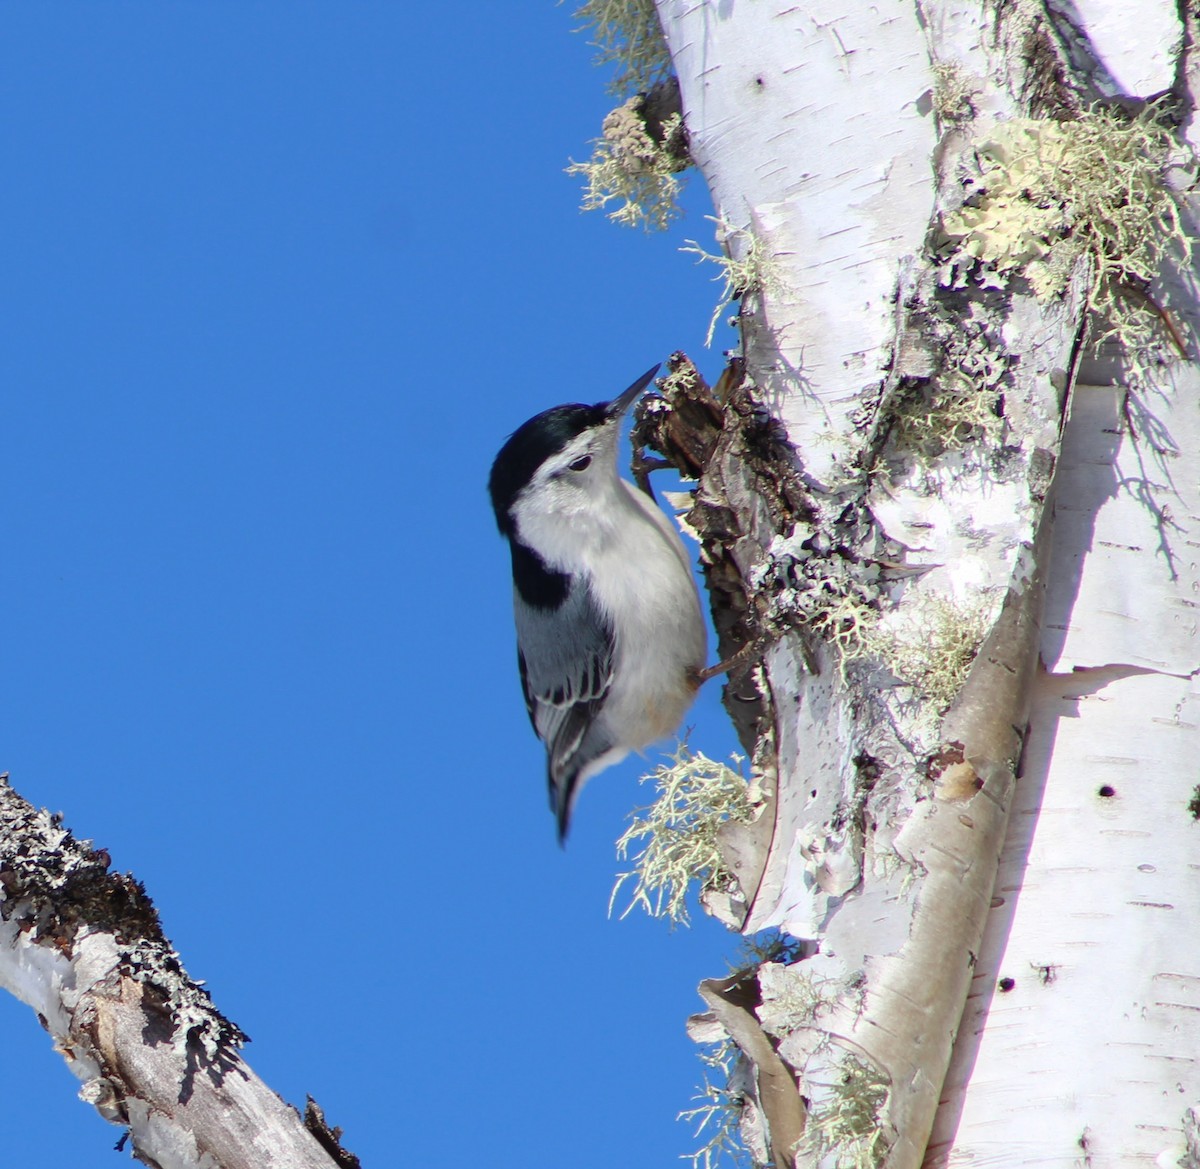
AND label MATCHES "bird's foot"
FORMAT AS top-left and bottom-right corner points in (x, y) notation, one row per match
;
(693, 638), (763, 686)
